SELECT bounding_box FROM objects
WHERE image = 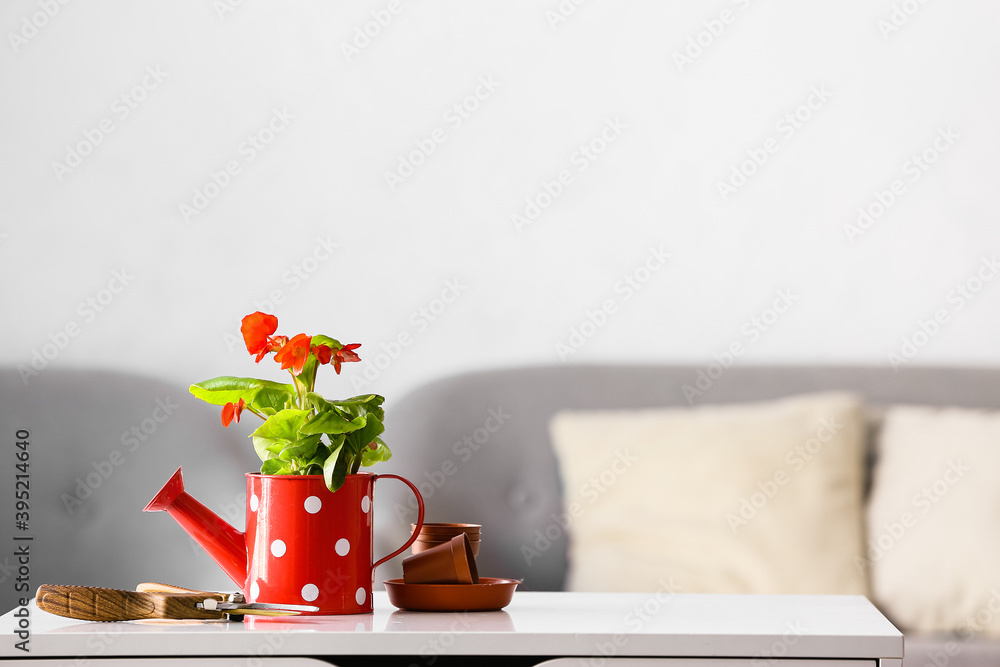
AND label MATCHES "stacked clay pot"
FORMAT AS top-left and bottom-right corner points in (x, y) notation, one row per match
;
(410, 523), (480, 556)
